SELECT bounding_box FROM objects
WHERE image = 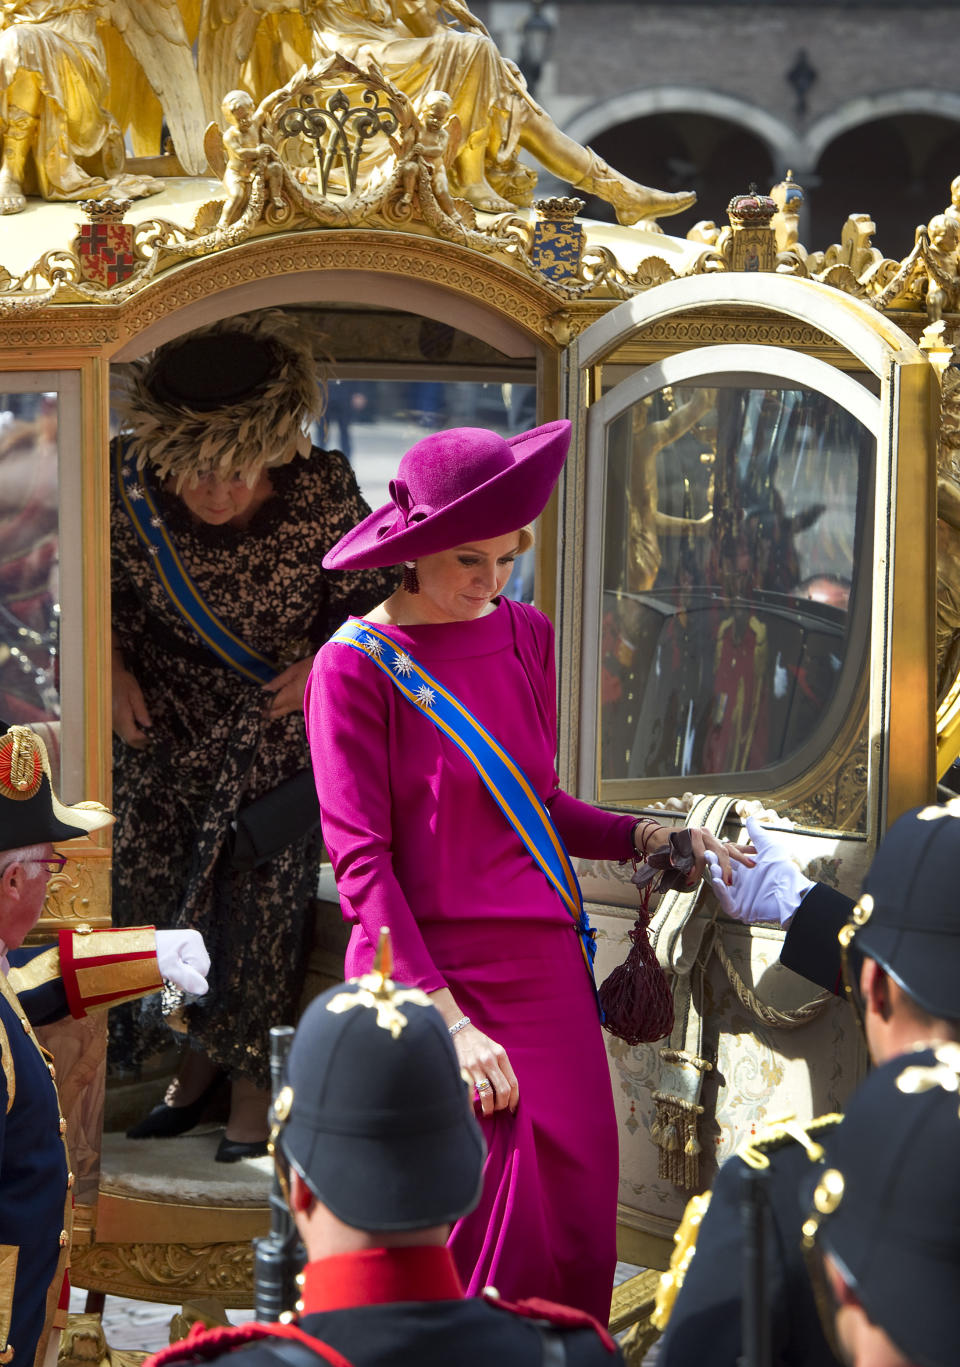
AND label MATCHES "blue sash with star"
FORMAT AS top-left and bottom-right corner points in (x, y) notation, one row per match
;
(330, 618), (598, 984)
(113, 441), (280, 685)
